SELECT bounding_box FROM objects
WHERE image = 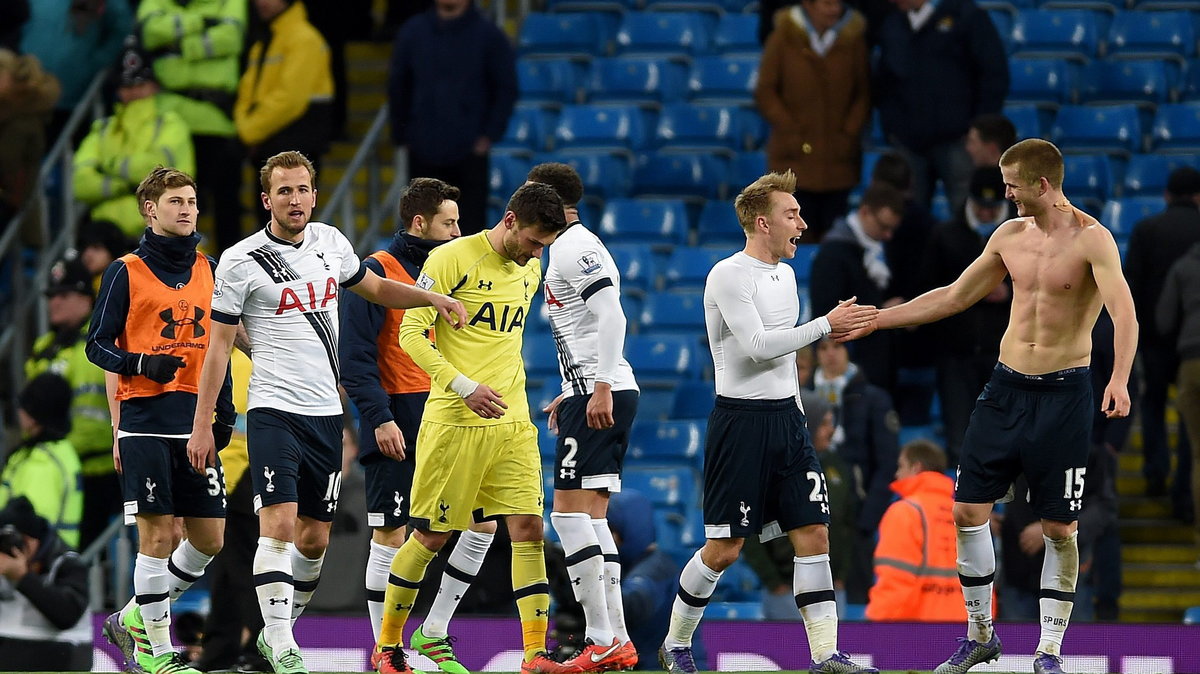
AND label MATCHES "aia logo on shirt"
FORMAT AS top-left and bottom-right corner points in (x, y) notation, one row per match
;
(159, 300), (206, 339)
(276, 277), (339, 314)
